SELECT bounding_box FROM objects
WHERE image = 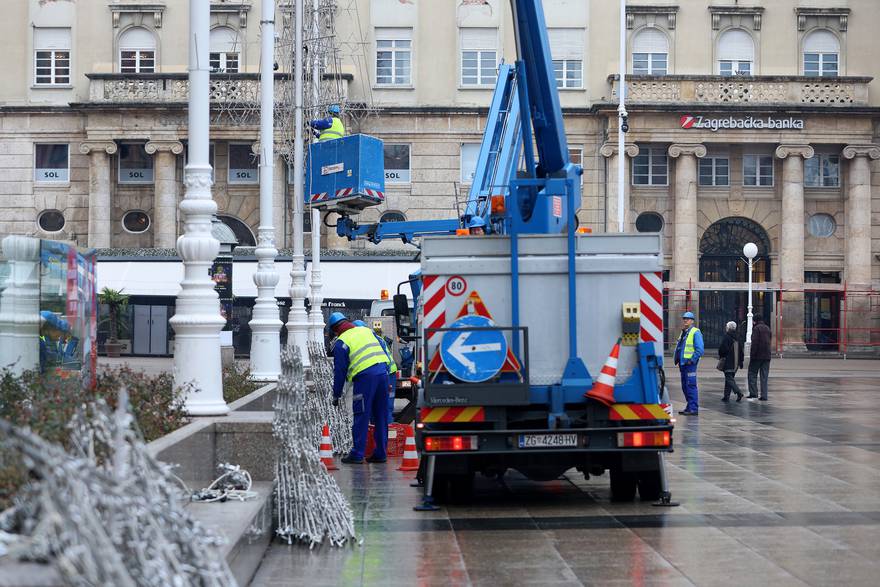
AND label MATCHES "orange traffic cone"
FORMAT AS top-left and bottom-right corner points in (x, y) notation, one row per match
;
(398, 425), (420, 472)
(319, 424), (338, 471)
(585, 338), (621, 407)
